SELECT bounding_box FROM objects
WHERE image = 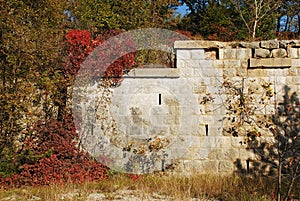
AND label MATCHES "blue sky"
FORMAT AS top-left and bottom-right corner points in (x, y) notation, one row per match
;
(176, 3), (189, 16)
